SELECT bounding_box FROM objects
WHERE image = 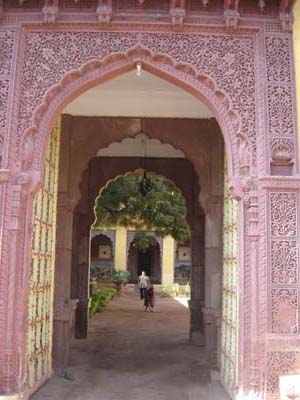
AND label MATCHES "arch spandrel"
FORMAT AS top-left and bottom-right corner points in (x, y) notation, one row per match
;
(14, 29), (259, 182)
